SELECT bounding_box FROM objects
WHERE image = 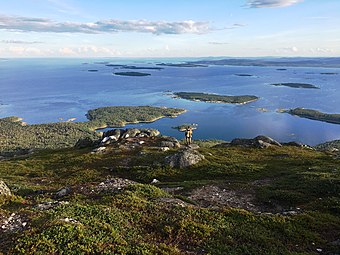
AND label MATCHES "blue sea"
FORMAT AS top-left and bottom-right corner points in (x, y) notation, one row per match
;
(0, 58), (339, 145)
